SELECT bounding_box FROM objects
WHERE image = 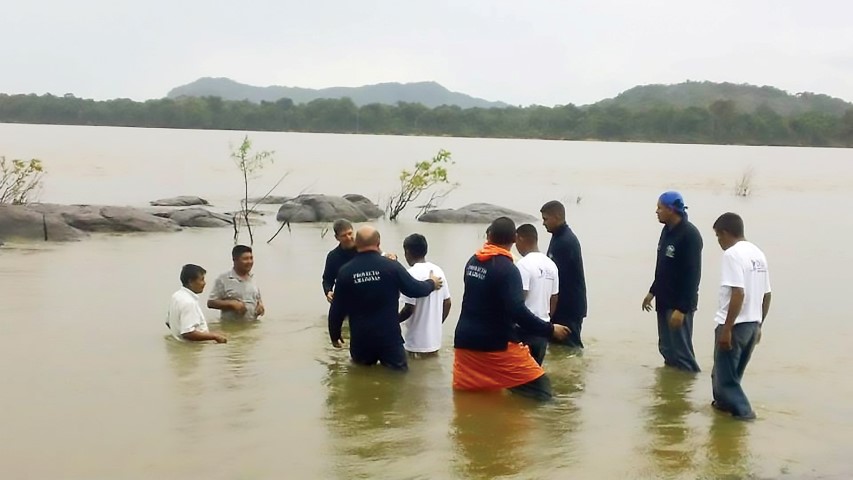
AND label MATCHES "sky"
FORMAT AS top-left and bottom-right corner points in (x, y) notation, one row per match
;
(1, 0), (852, 106)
